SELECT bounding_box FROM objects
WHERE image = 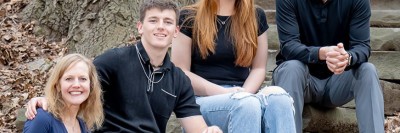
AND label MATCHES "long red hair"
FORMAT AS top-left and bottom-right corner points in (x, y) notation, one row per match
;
(183, 0), (258, 67)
